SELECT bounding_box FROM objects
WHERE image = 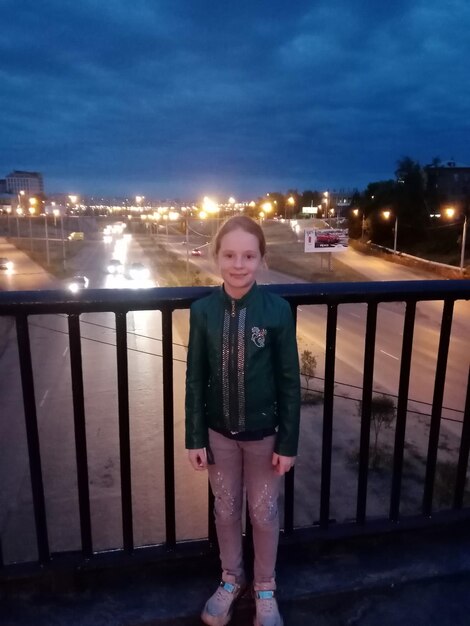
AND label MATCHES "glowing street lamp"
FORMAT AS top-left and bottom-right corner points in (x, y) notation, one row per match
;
(262, 201), (273, 216)
(353, 208), (365, 239)
(382, 210), (398, 253)
(287, 195), (295, 219)
(446, 207), (468, 271)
